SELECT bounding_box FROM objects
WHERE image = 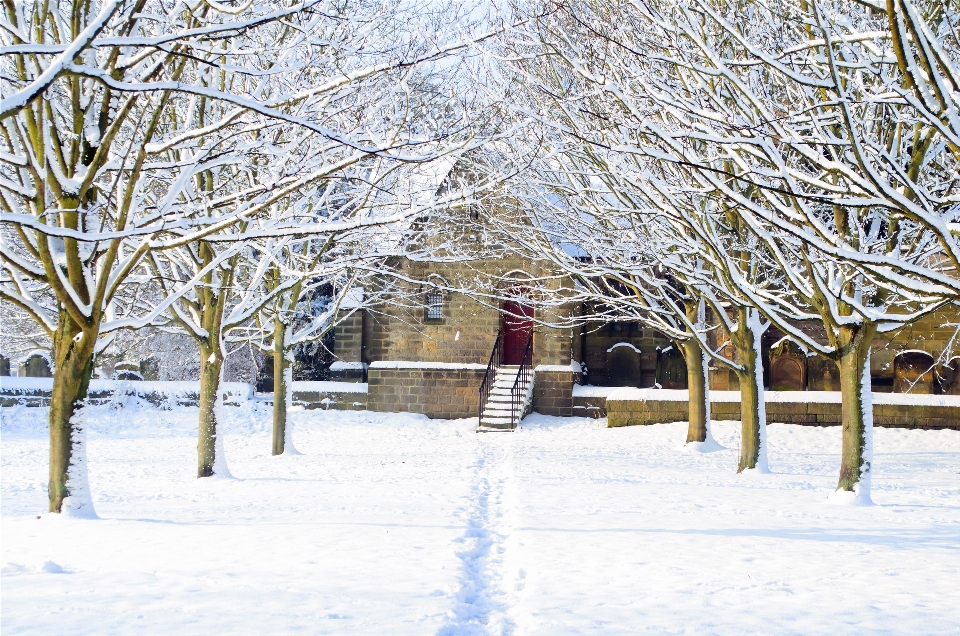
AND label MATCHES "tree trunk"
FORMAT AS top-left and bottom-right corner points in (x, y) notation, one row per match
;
(197, 340), (224, 478)
(48, 309), (97, 513)
(679, 339), (709, 443)
(836, 324), (876, 497)
(272, 320), (288, 456)
(732, 308), (767, 472)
